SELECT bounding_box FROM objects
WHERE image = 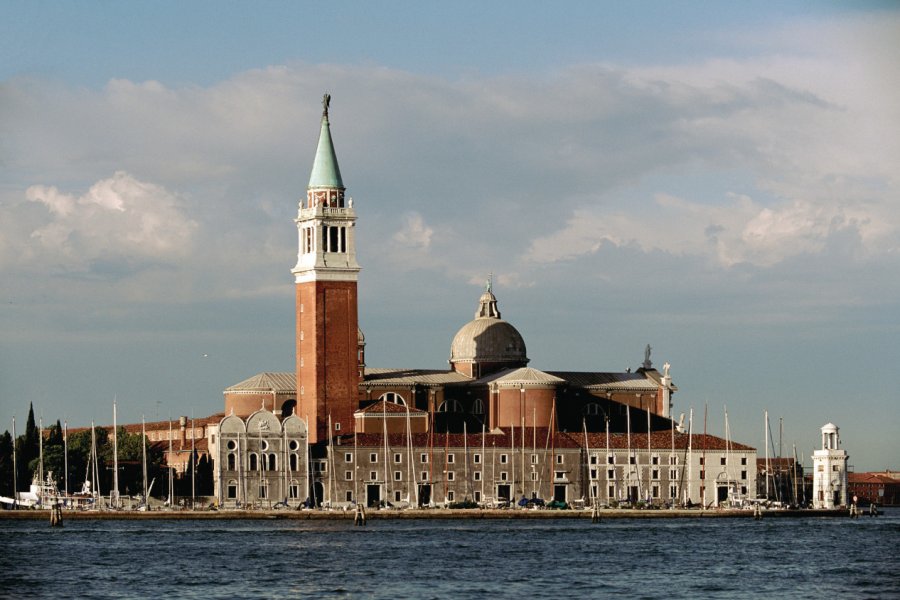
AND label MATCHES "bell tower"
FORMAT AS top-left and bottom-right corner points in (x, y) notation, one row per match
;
(293, 94), (360, 444)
